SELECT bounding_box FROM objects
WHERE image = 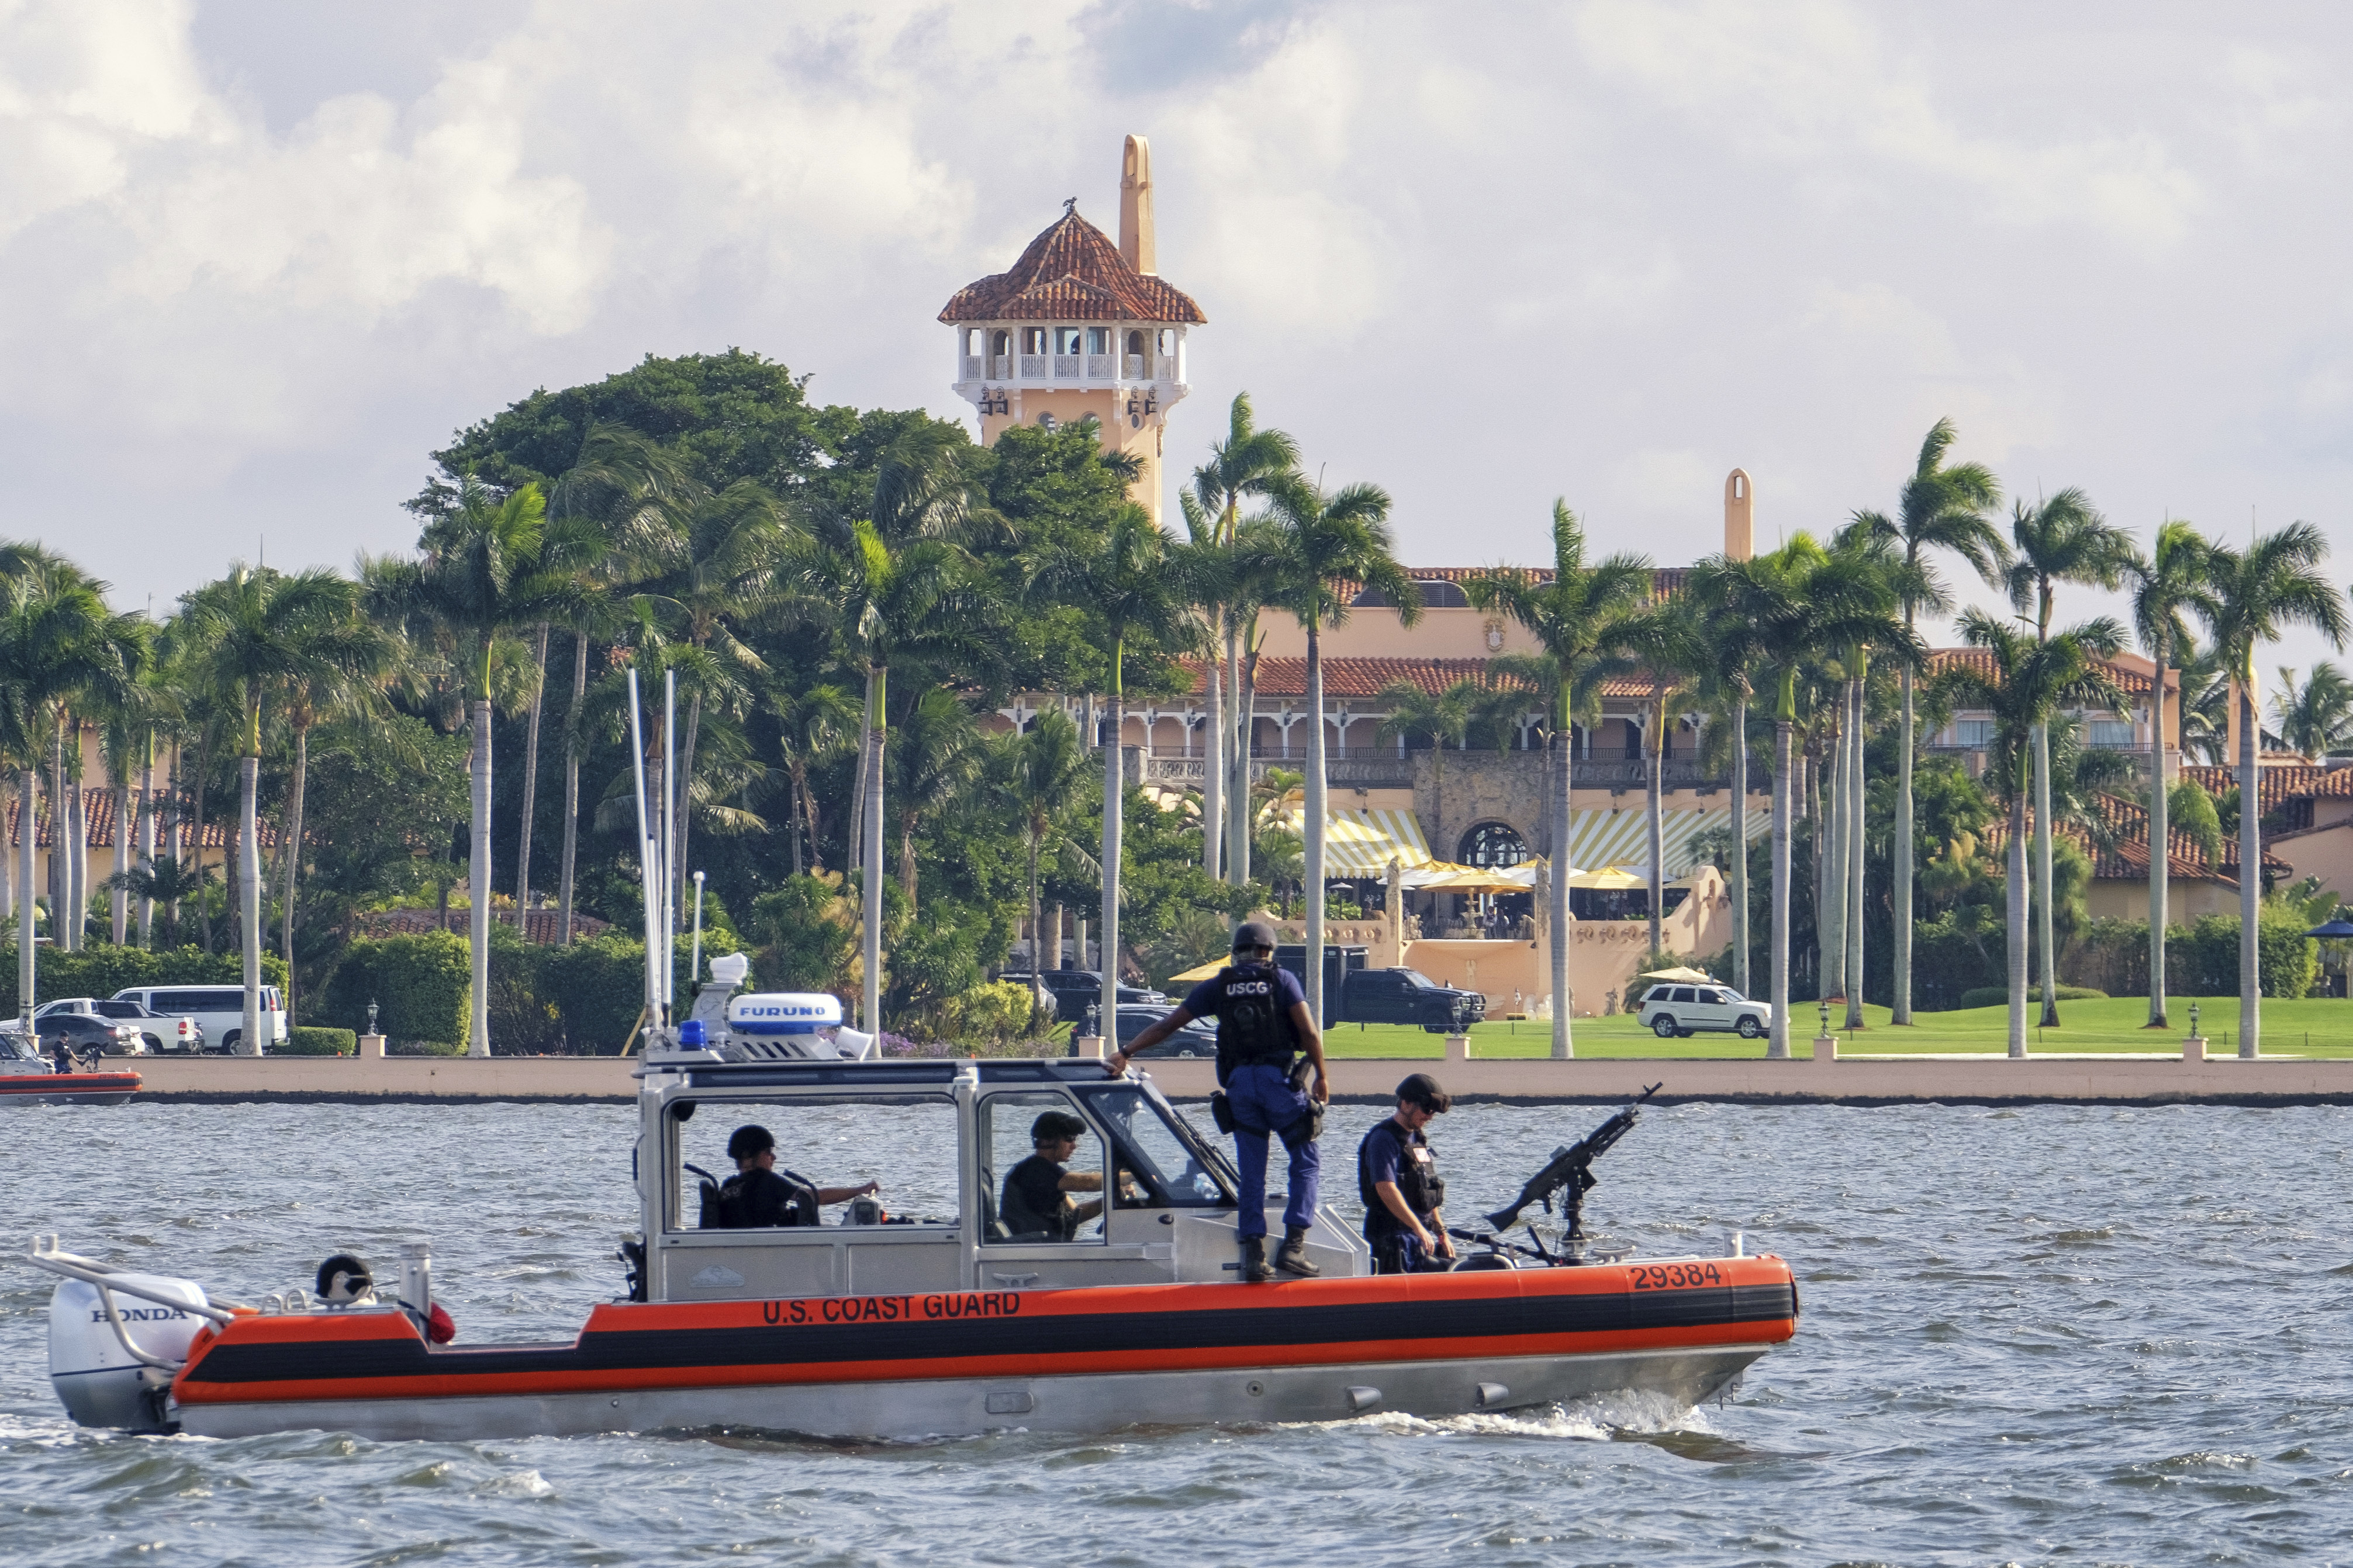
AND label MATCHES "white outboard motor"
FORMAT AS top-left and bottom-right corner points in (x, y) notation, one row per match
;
(724, 991), (877, 1059)
(49, 1272), (210, 1431)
